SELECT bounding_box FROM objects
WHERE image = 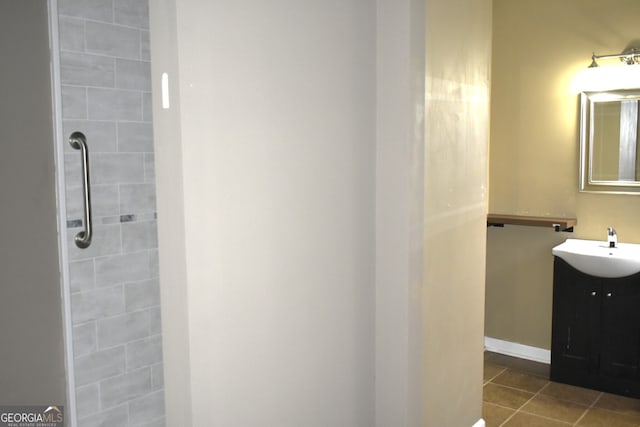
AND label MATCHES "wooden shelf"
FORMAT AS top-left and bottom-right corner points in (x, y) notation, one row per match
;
(487, 214), (577, 232)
